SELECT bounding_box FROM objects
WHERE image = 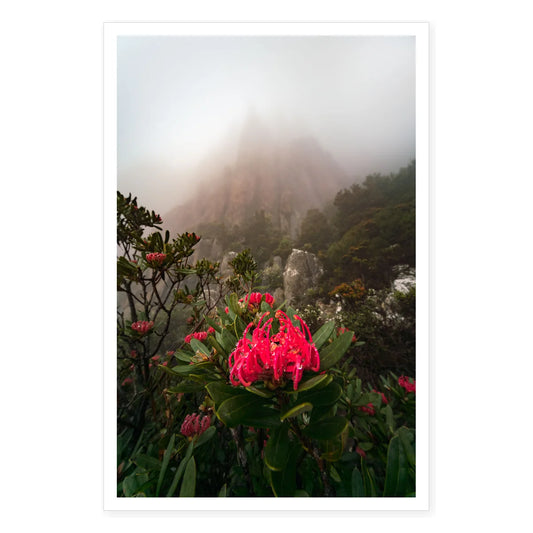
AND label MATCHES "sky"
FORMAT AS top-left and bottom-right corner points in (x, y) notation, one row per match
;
(117, 35), (415, 214)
